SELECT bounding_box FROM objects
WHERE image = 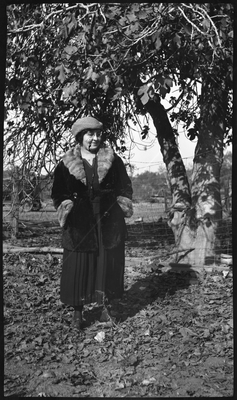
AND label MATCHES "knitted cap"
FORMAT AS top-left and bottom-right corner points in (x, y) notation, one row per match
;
(71, 116), (103, 136)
